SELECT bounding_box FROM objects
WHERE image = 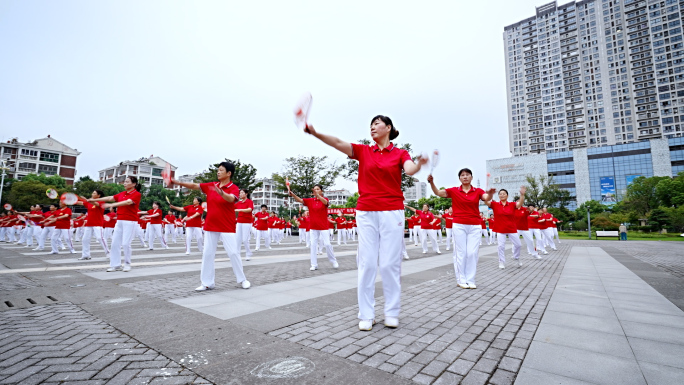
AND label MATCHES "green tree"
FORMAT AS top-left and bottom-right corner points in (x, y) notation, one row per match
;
(576, 200), (607, 217)
(524, 175), (571, 208)
(193, 159), (262, 193)
(272, 155), (343, 199)
(341, 139), (417, 190)
(345, 192), (359, 208)
(21, 173), (67, 189)
(6, 180), (59, 210)
(548, 206), (573, 229)
(624, 176), (670, 215)
(591, 216), (619, 231)
(655, 172), (684, 208)
(416, 192), (451, 213)
(647, 207), (669, 232)
(665, 206), (684, 232)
